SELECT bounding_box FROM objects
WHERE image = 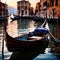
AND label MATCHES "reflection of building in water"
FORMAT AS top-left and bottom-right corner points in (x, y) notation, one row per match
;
(28, 20), (37, 32)
(17, 0), (31, 16)
(7, 19), (18, 37)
